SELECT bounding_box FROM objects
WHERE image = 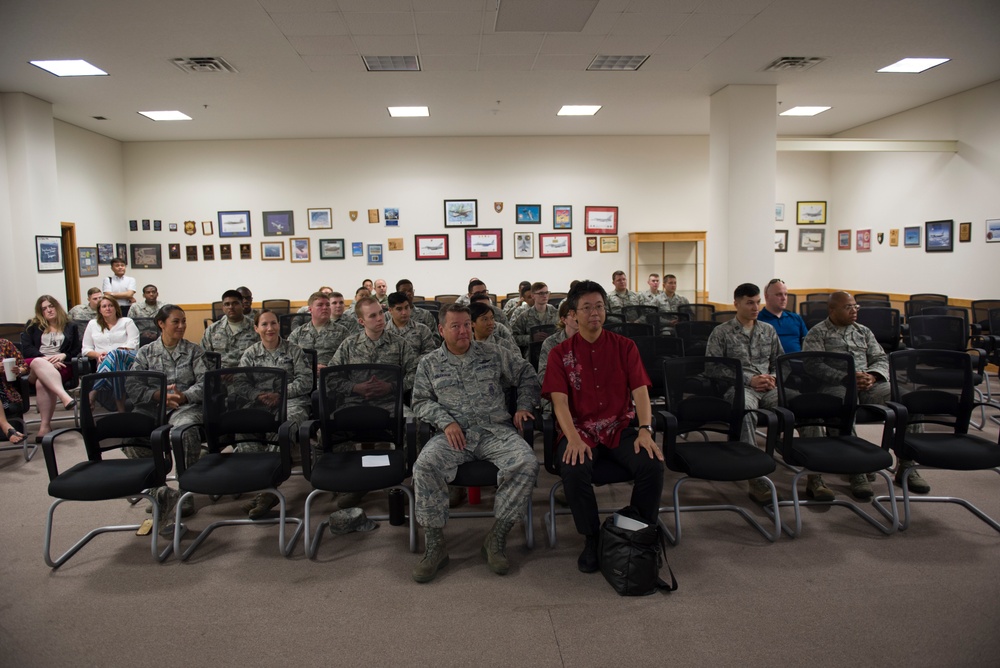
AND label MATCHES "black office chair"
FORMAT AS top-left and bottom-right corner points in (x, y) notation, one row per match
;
(528, 325), (555, 370)
(921, 305), (980, 338)
(622, 305), (662, 331)
(679, 304), (715, 322)
(675, 320), (718, 357)
(711, 310), (737, 324)
(41, 371), (173, 567)
(769, 351), (899, 537)
(855, 292), (890, 302)
(261, 299), (291, 315)
(856, 307), (904, 354)
(904, 297), (948, 322)
(873, 349), (1000, 532)
(971, 300), (1000, 335)
(434, 295), (461, 304)
(632, 335), (684, 402)
(785, 293), (797, 313)
(279, 312), (310, 338)
(805, 292), (831, 301)
(169, 367), (303, 560)
(659, 357), (782, 543)
(604, 322), (654, 338)
(203, 301), (224, 330)
(299, 364), (416, 558)
(856, 300), (891, 309)
(131, 317), (160, 347)
(798, 300), (829, 329)
(909, 293), (948, 304)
